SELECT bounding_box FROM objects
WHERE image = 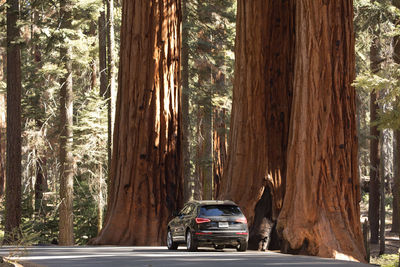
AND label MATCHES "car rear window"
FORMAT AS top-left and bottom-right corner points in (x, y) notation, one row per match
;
(199, 205), (243, 216)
